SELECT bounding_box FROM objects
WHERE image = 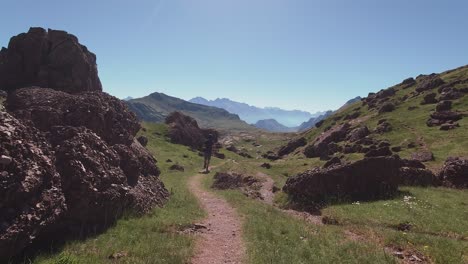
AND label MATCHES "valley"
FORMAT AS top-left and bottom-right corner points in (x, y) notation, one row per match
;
(1, 26), (467, 264)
